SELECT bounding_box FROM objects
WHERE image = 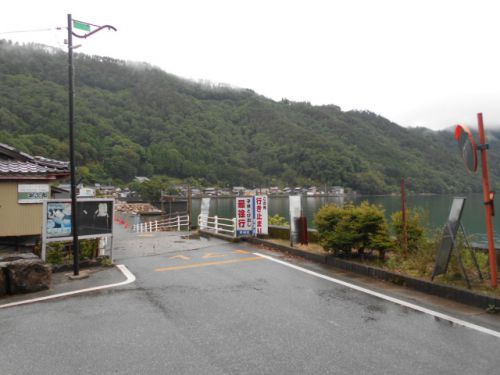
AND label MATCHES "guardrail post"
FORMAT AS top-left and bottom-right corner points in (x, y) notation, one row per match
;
(233, 218), (237, 238)
(155, 220), (158, 232)
(214, 216), (218, 233)
(177, 216), (181, 231)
